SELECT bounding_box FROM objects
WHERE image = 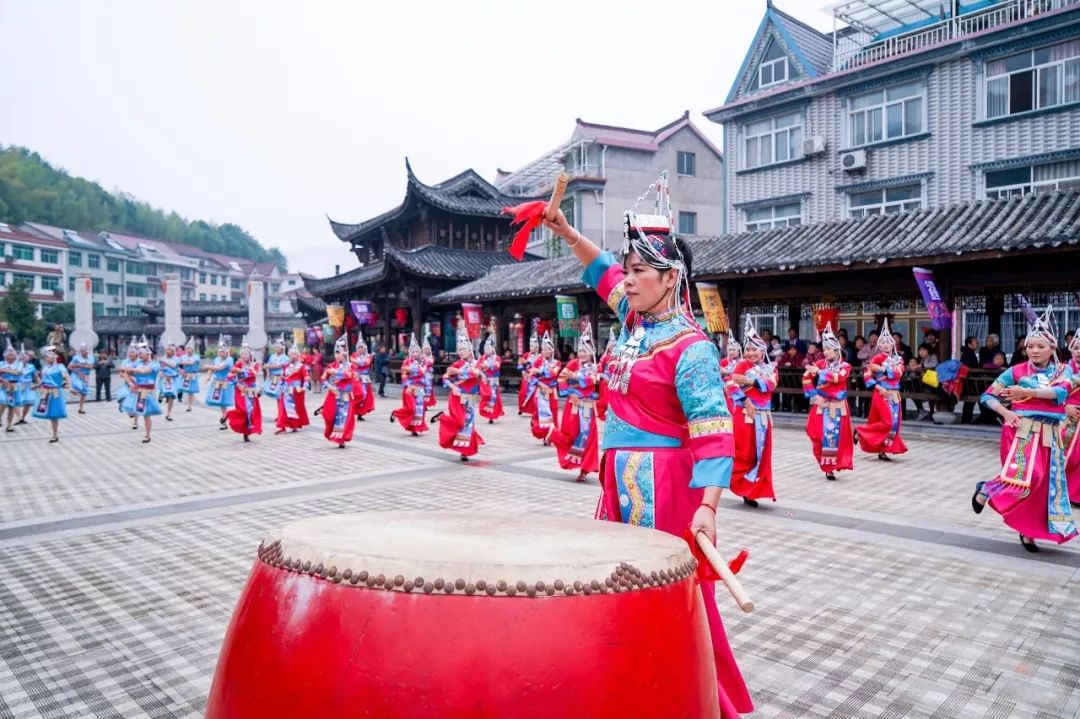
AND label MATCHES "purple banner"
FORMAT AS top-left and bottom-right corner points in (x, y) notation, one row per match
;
(350, 300), (374, 326)
(1015, 294), (1039, 325)
(912, 267), (952, 330)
